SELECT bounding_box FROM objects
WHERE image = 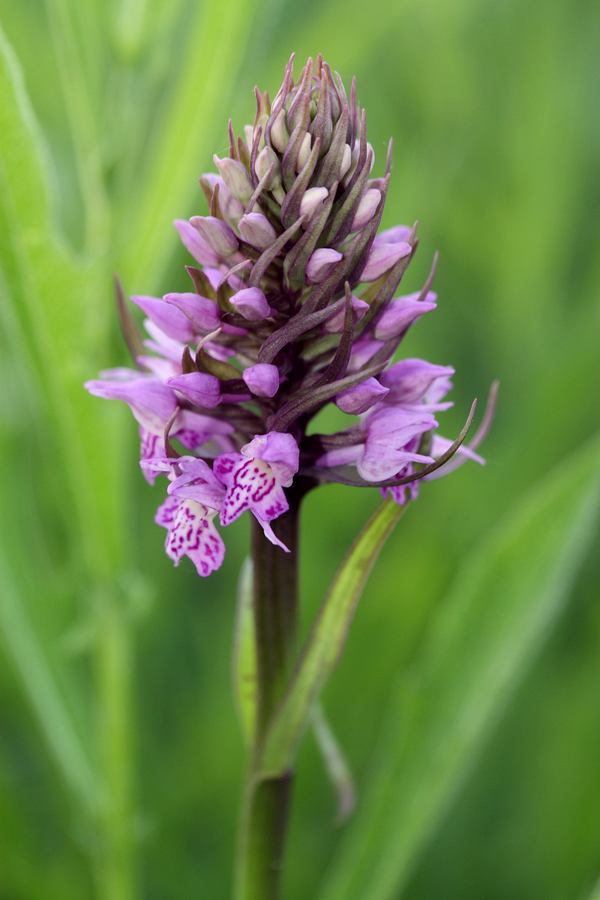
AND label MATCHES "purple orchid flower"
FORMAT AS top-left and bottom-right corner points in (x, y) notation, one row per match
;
(86, 54), (494, 578)
(214, 433), (299, 551)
